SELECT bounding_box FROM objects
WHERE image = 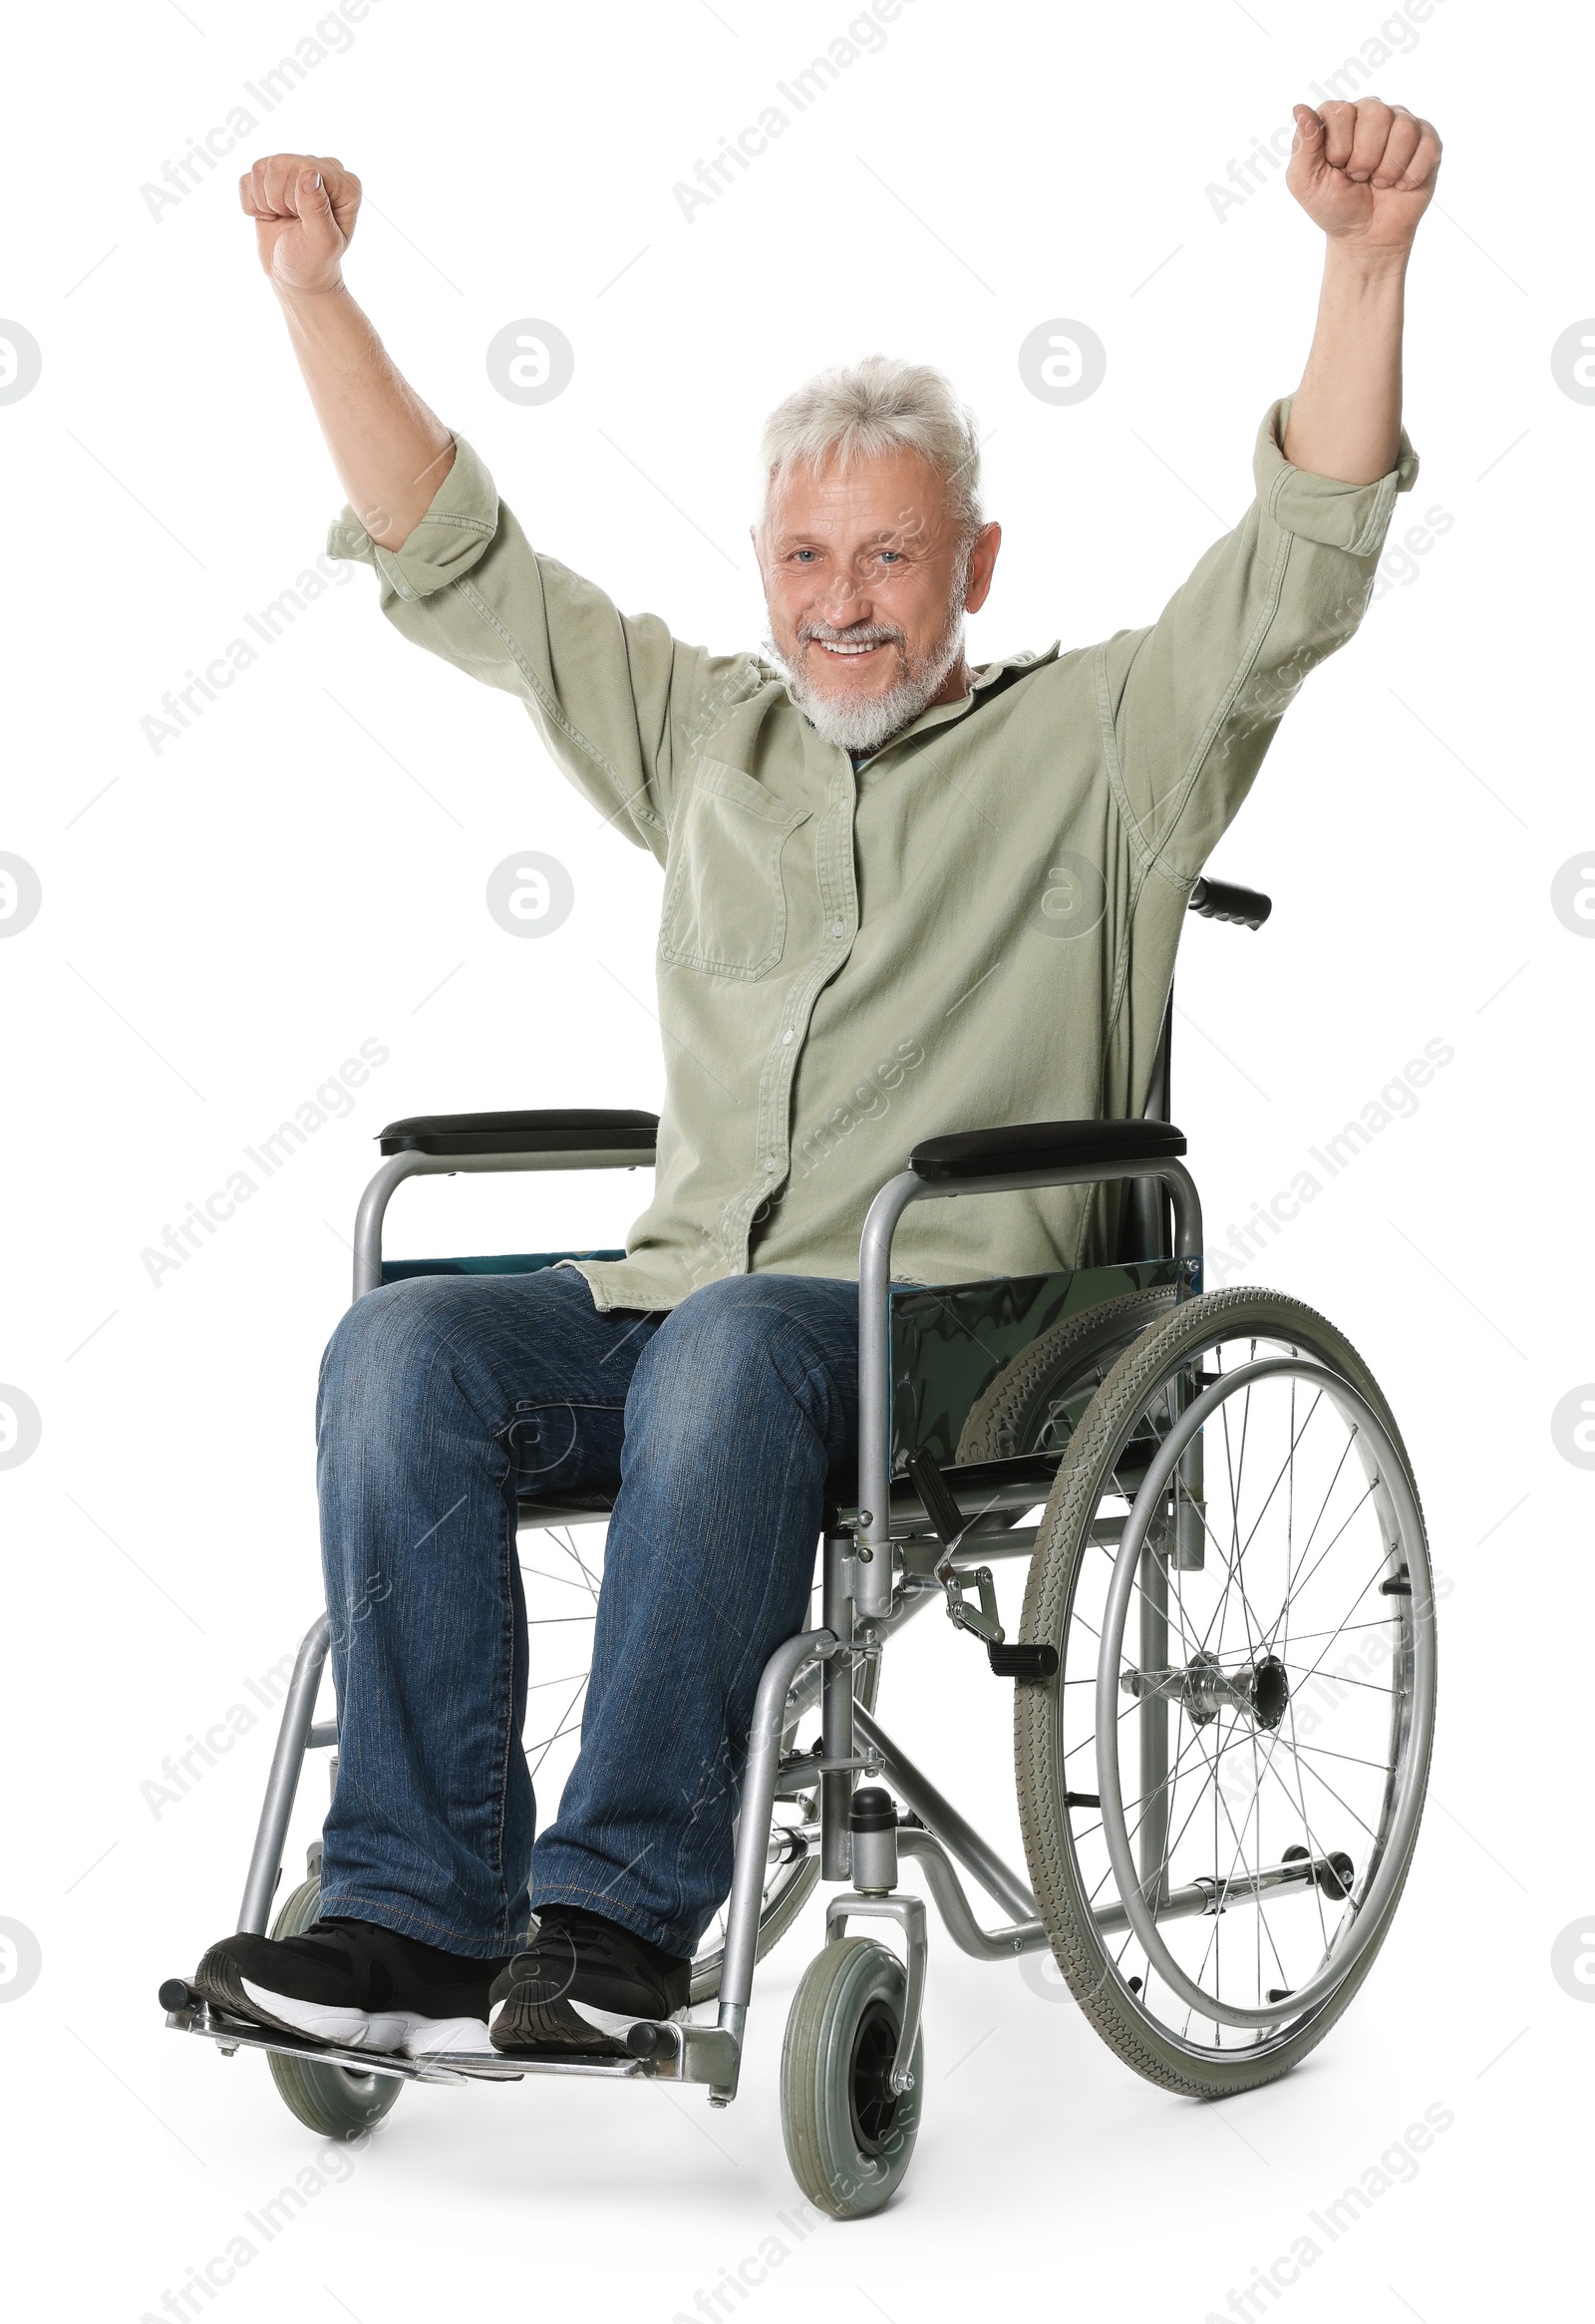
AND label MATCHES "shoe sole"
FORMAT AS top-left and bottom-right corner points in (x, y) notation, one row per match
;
(400, 2015), (498, 2060)
(193, 1947), (373, 2050)
(194, 1949), (490, 2060)
(489, 1994), (636, 2058)
(488, 1988), (692, 2057)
